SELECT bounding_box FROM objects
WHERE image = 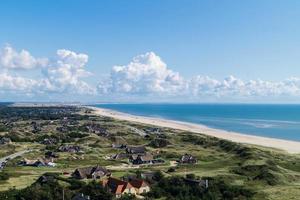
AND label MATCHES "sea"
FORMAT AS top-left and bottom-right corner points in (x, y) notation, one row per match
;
(93, 104), (300, 141)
